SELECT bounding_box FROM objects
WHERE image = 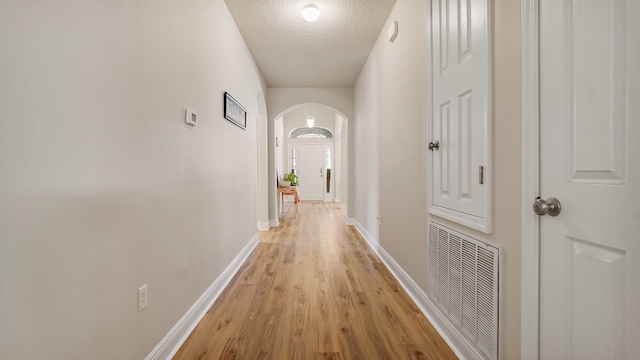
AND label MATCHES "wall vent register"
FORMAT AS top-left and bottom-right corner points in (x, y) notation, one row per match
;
(427, 221), (501, 360)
